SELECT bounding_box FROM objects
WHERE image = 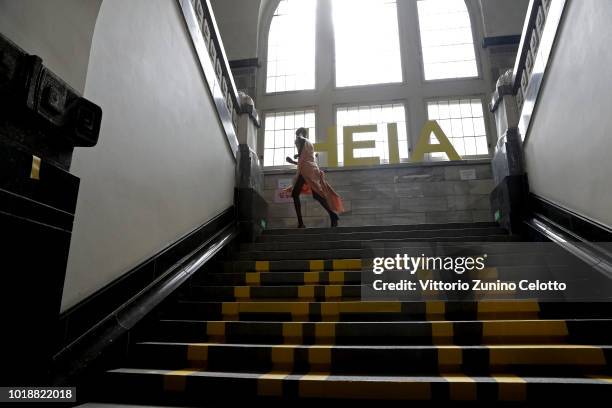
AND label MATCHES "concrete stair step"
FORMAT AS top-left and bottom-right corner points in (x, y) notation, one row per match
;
(195, 270), (364, 286)
(127, 342), (612, 376)
(92, 220), (612, 405)
(146, 319), (612, 346)
(241, 234), (522, 252)
(223, 254), (581, 272)
(193, 265), (579, 287)
(232, 243), (565, 261)
(161, 301), (612, 322)
(184, 284), (362, 302)
(100, 368), (612, 403)
(256, 228), (509, 243)
(263, 222), (501, 235)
